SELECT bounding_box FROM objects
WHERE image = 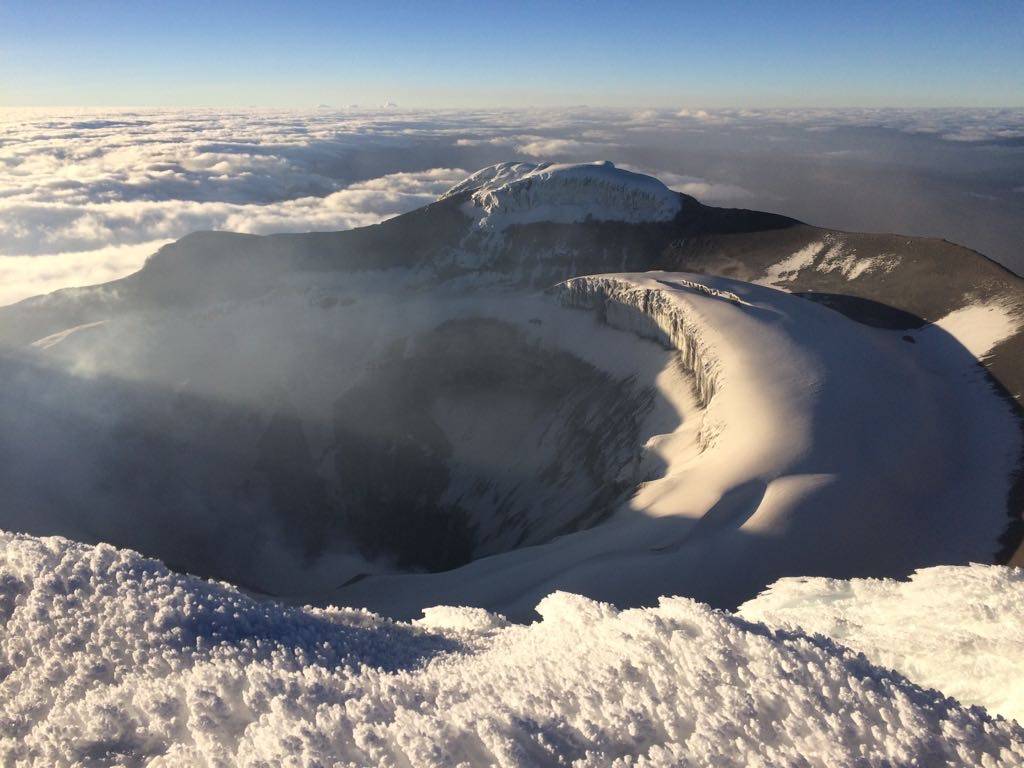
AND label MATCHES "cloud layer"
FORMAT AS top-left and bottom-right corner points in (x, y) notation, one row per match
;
(1, 106), (1022, 304)
(0, 109), (486, 302)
